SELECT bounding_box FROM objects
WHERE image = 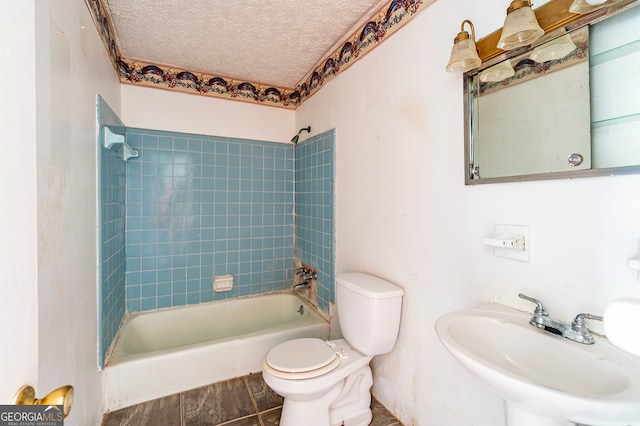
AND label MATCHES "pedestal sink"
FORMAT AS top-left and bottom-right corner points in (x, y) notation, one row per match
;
(435, 303), (640, 426)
